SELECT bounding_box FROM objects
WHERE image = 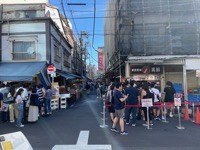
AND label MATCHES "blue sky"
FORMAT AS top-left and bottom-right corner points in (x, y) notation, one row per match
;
(49, 0), (106, 68)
